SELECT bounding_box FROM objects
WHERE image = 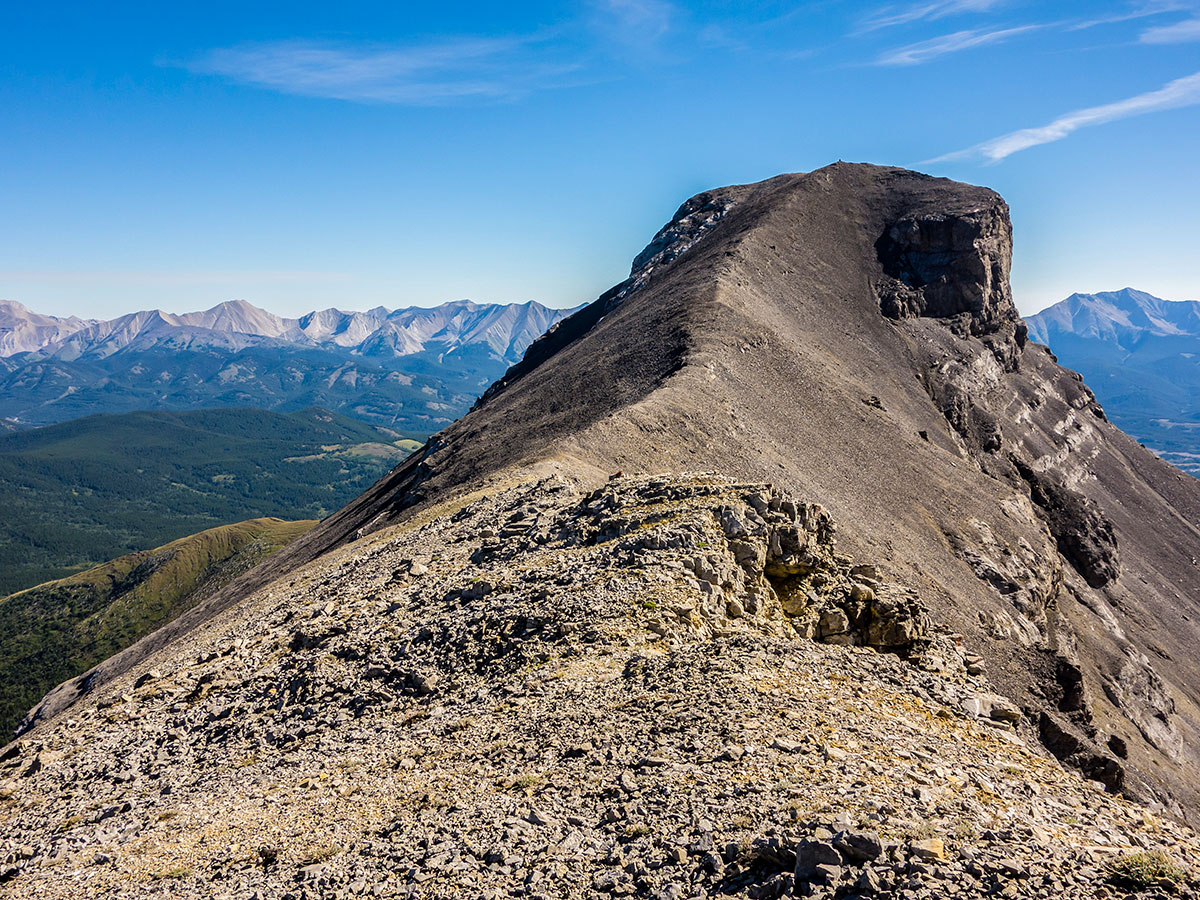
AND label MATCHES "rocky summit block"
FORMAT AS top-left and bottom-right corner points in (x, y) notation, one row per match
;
(1, 473), (1197, 899)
